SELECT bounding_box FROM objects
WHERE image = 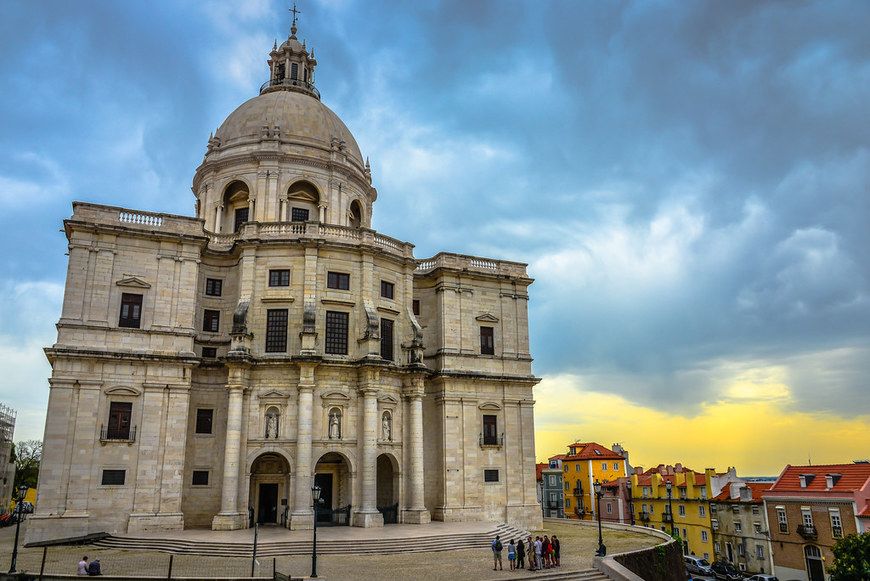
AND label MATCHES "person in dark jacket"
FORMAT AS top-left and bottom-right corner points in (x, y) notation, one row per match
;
(88, 559), (102, 576)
